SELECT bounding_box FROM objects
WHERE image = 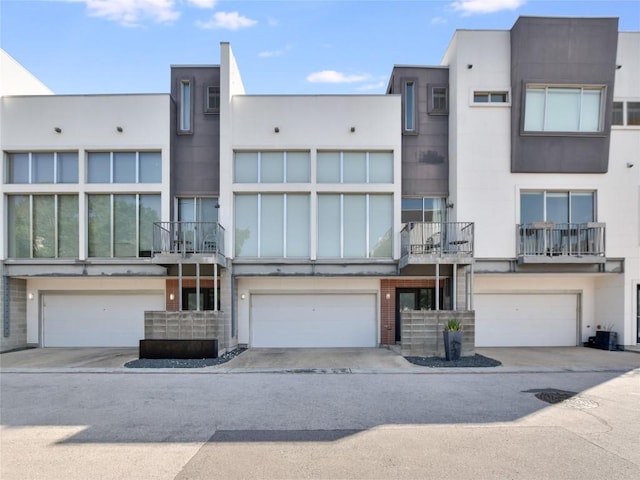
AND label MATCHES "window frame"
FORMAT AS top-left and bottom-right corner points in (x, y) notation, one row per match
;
(178, 78), (193, 134)
(233, 151), (311, 184)
(472, 91), (510, 104)
(428, 84), (449, 115)
(519, 190), (597, 225)
(86, 151), (161, 184)
(5, 151), (79, 184)
(612, 100), (640, 127)
(522, 84), (606, 134)
(403, 79), (417, 133)
(316, 151), (393, 184)
(204, 86), (220, 114)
